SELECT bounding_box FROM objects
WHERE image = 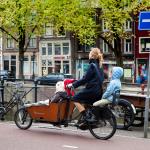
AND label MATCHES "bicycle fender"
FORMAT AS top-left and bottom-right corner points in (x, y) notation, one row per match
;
(119, 99), (136, 114)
